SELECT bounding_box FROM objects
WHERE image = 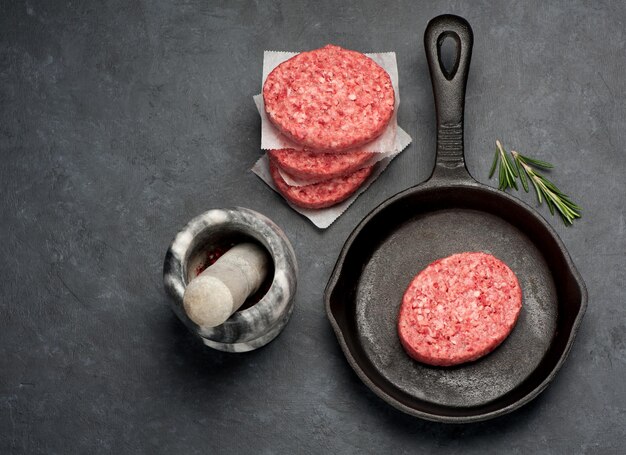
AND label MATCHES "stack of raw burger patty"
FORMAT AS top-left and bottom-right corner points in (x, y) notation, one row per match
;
(263, 45), (395, 209)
